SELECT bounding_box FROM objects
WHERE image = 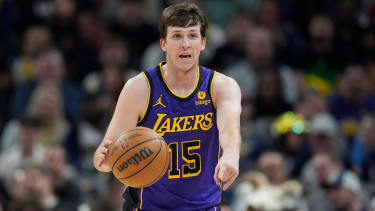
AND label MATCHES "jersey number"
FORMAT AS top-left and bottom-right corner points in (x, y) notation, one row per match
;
(168, 140), (201, 179)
